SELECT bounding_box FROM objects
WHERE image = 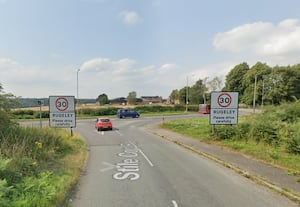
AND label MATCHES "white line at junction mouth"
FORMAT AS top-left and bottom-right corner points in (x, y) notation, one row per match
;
(172, 200), (179, 207)
(99, 141), (154, 181)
